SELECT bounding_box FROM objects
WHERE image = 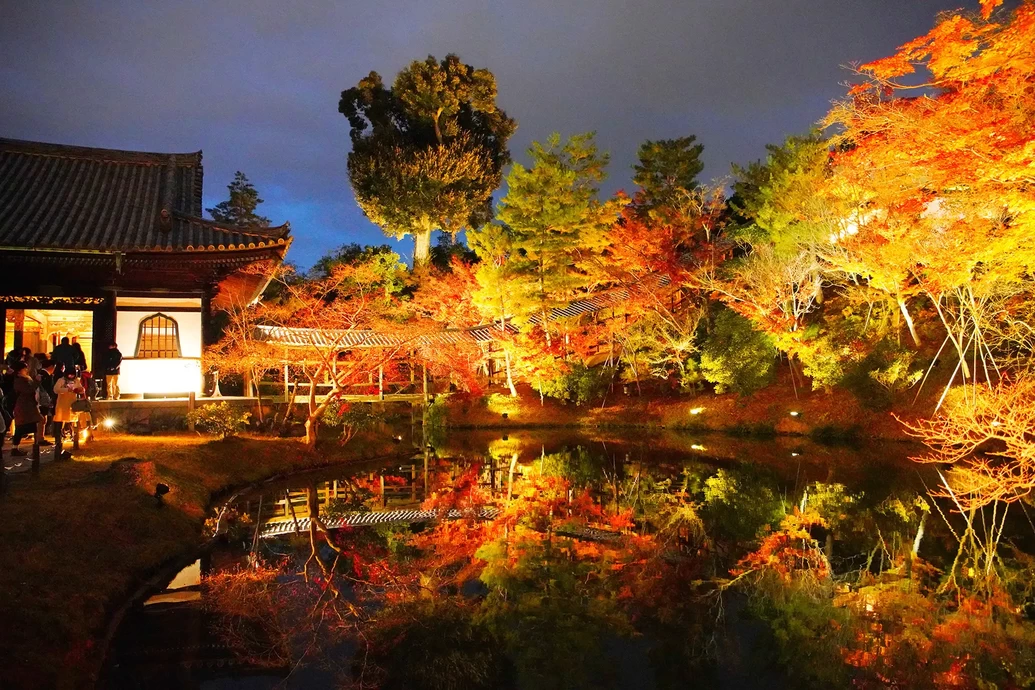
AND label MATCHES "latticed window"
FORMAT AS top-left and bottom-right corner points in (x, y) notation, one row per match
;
(135, 313), (182, 358)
